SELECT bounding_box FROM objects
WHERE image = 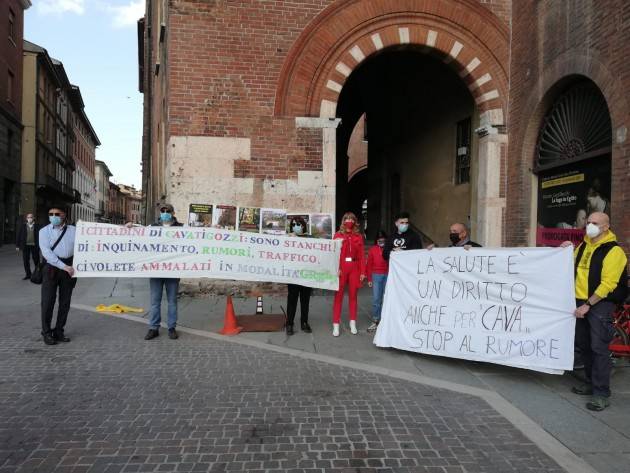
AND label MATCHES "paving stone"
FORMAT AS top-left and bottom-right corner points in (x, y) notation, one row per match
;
(0, 303), (566, 473)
